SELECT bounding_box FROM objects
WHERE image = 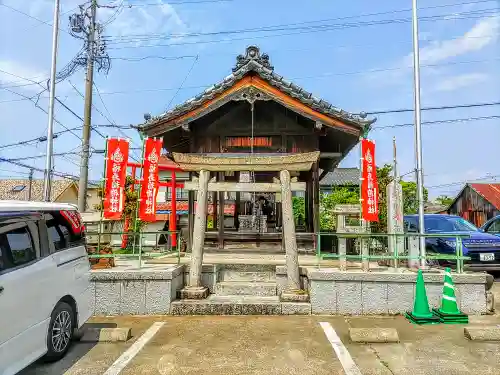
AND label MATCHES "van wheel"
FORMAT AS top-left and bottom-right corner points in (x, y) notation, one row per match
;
(43, 302), (74, 362)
